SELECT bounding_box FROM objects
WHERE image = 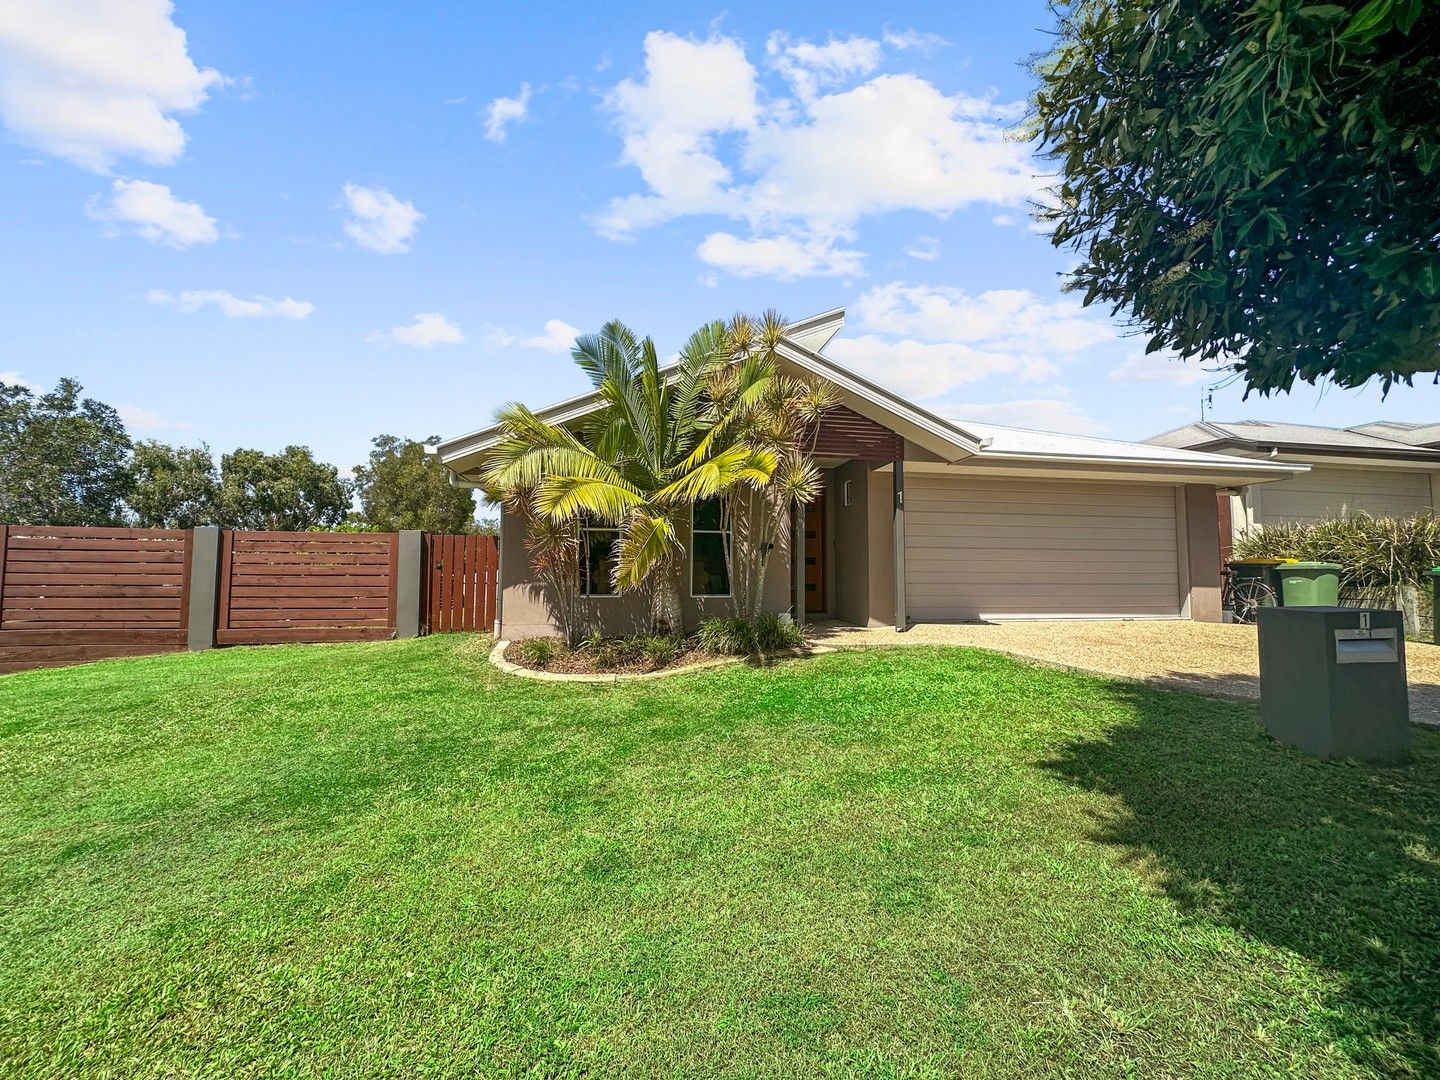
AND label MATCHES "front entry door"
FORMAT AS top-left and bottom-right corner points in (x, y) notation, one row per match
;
(804, 494), (826, 614)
